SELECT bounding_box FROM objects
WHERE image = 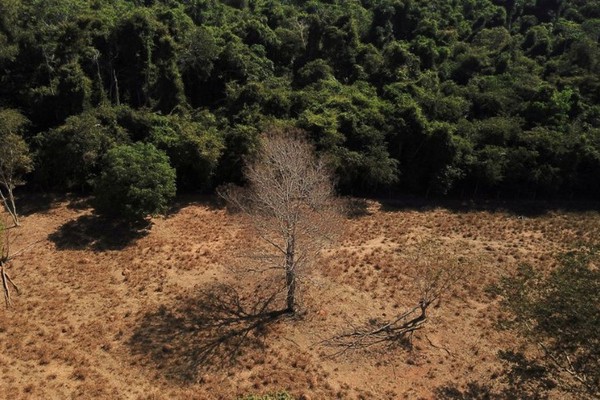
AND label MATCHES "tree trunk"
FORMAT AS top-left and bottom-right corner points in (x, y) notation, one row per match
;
(285, 238), (296, 313)
(113, 68), (120, 106)
(8, 186), (19, 226)
(0, 186), (19, 227)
